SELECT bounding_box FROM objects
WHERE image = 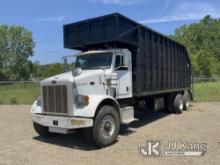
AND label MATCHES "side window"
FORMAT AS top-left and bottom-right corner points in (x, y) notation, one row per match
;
(115, 55), (121, 68)
(121, 56), (124, 66)
(115, 55), (128, 70)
